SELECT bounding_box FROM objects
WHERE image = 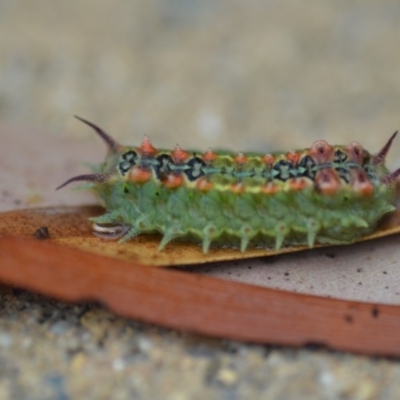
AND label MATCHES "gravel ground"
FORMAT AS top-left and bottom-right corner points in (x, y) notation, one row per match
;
(2, 1), (400, 398)
(1, 289), (400, 400)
